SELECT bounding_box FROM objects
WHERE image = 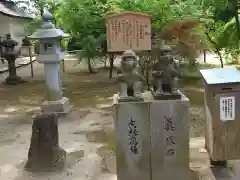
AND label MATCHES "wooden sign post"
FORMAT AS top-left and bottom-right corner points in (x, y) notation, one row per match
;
(105, 12), (152, 52)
